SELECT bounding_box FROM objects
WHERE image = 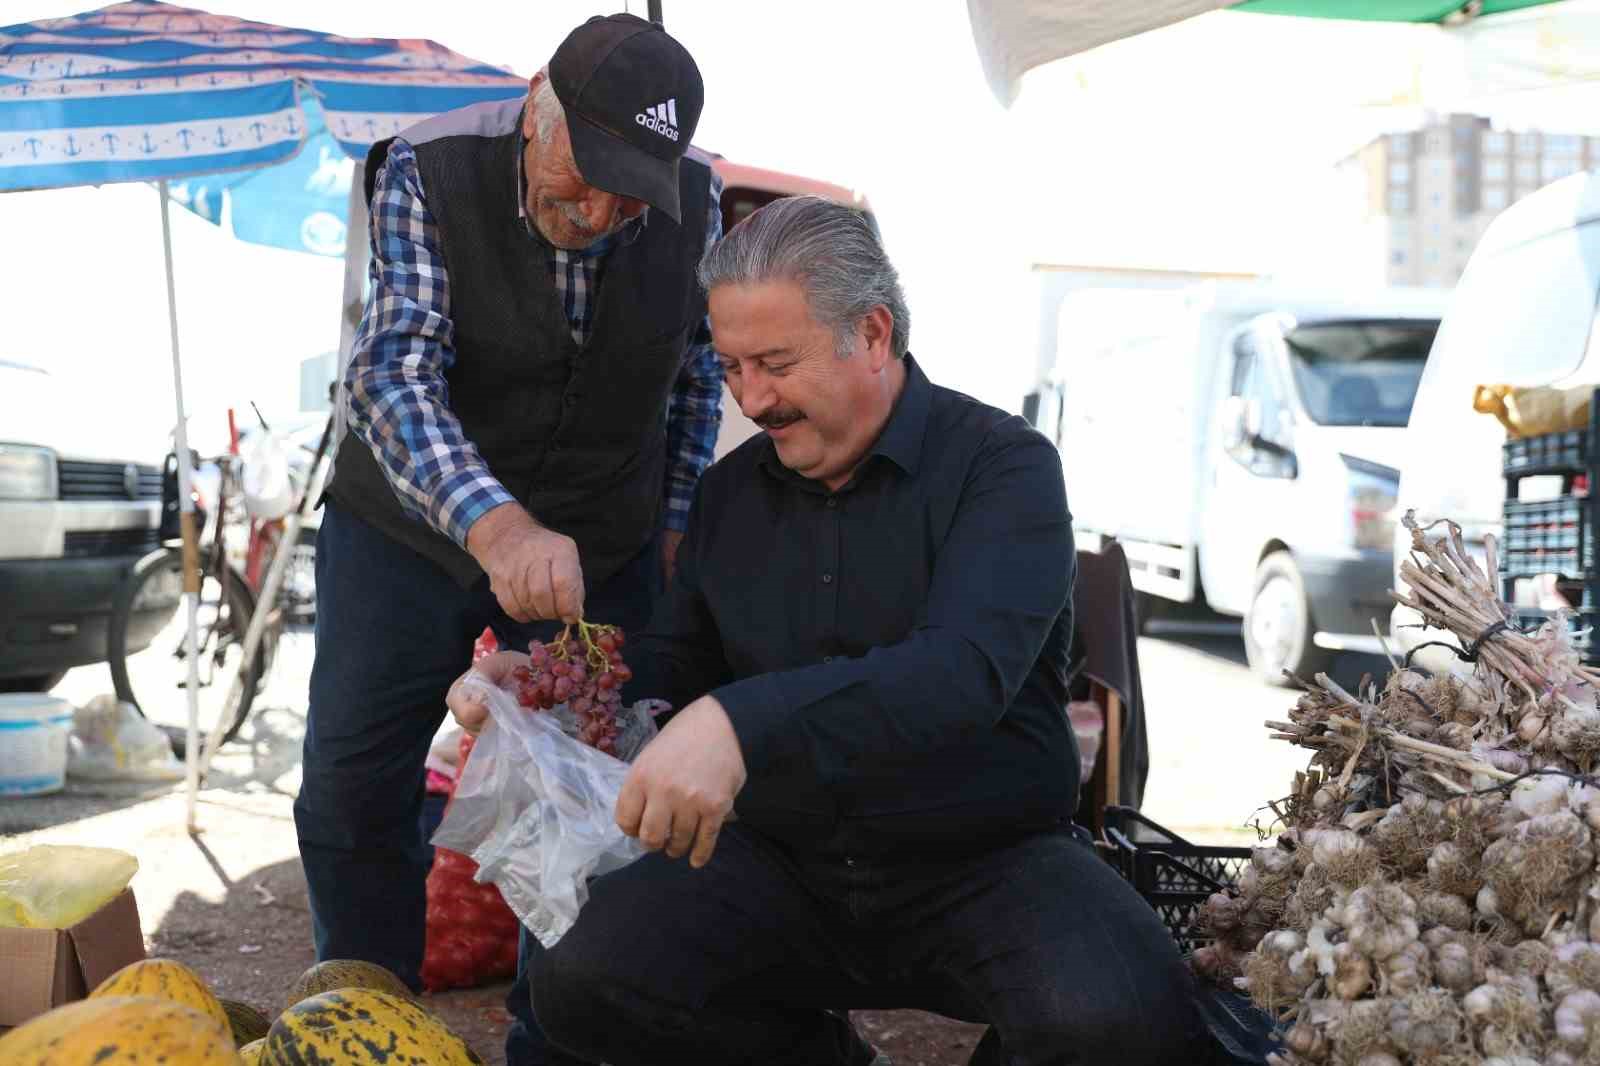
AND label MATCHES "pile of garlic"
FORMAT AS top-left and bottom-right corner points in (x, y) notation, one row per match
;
(1195, 517), (1600, 1065)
